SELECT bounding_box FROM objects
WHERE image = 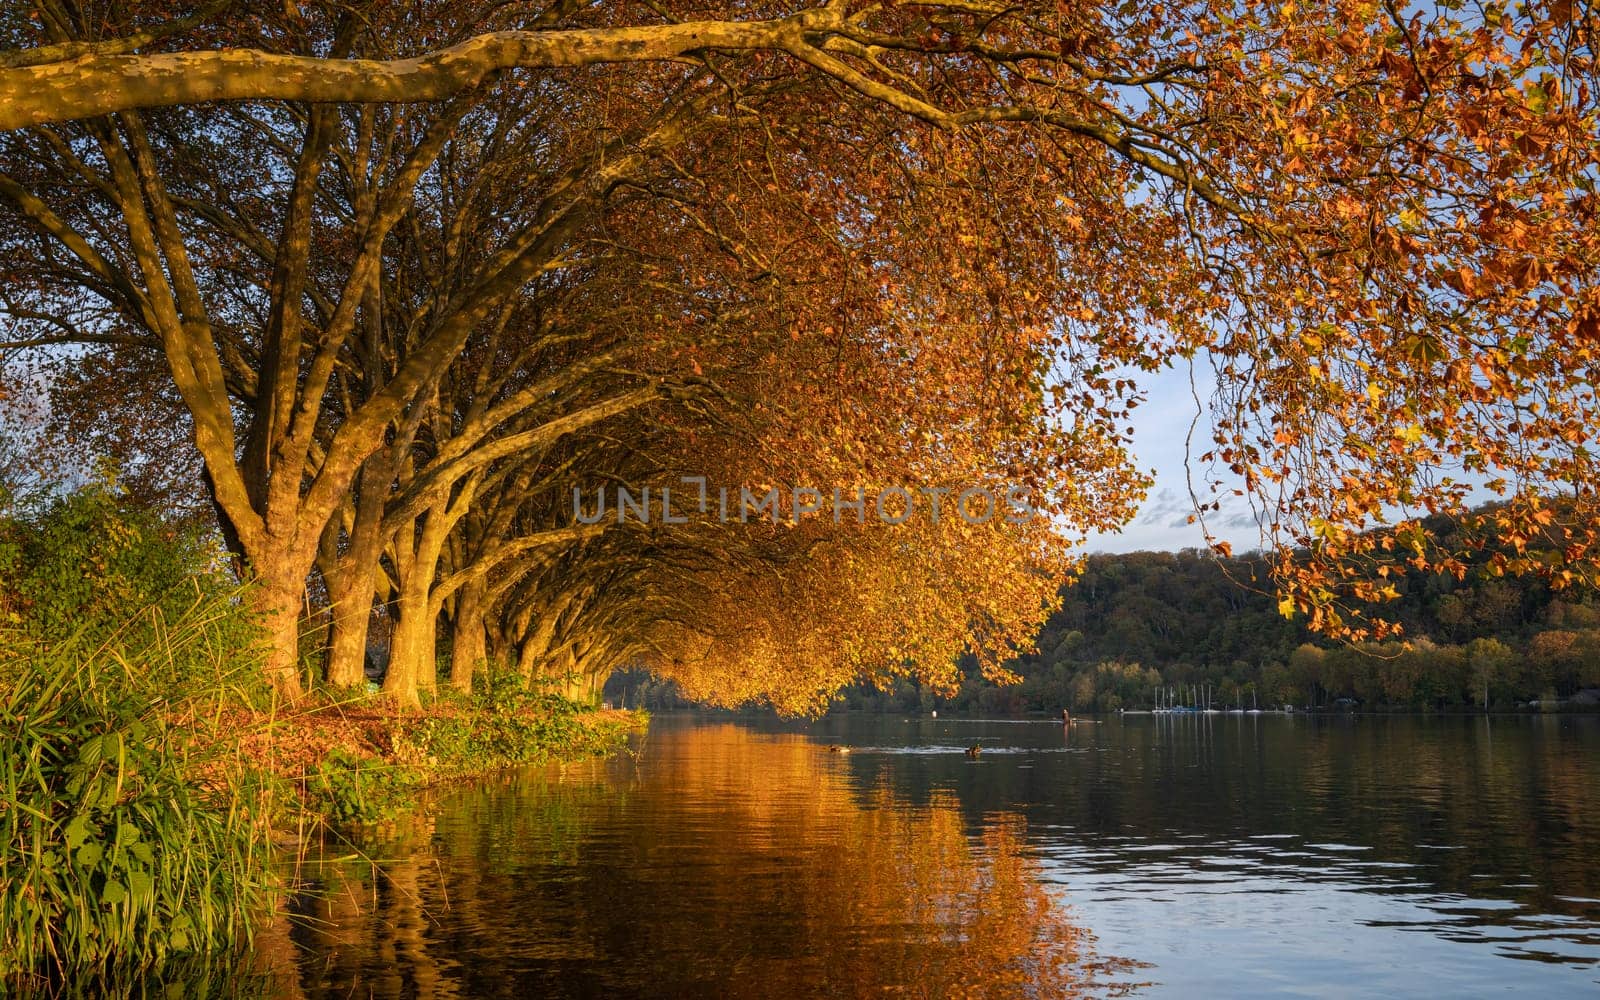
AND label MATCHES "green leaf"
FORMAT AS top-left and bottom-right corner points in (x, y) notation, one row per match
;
(77, 736), (104, 767)
(101, 879), (127, 905)
(63, 813), (92, 850)
(127, 870), (154, 900)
